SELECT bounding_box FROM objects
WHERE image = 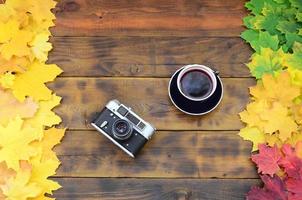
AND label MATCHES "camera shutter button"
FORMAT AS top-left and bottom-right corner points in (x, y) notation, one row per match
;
(100, 121), (108, 128)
